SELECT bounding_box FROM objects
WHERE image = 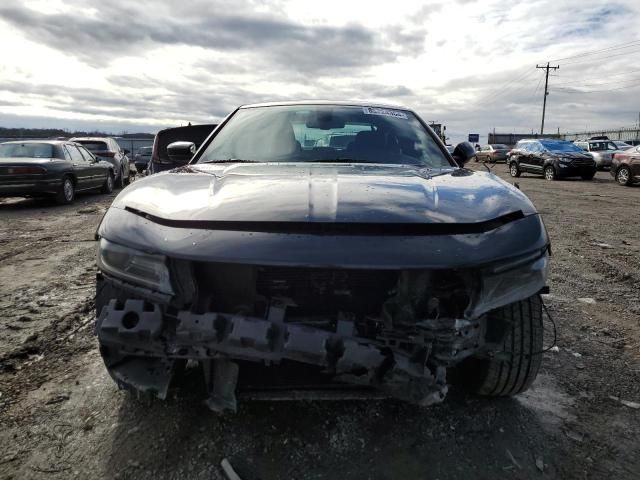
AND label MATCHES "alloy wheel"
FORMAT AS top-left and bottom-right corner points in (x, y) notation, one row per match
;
(617, 167), (630, 186)
(64, 179), (74, 201)
(544, 166), (555, 181)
